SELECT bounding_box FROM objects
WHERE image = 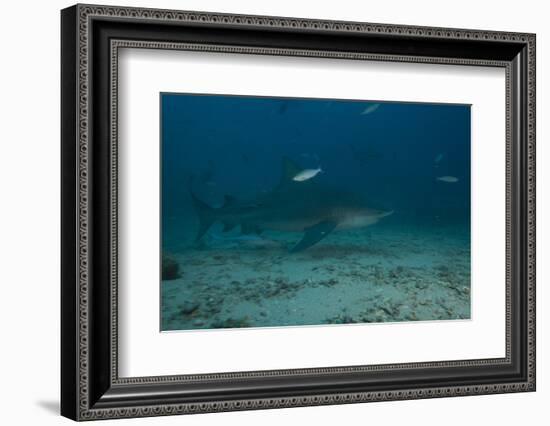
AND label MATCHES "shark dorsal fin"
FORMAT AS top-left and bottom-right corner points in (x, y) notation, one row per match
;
(278, 156), (302, 187)
(223, 195), (237, 207)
